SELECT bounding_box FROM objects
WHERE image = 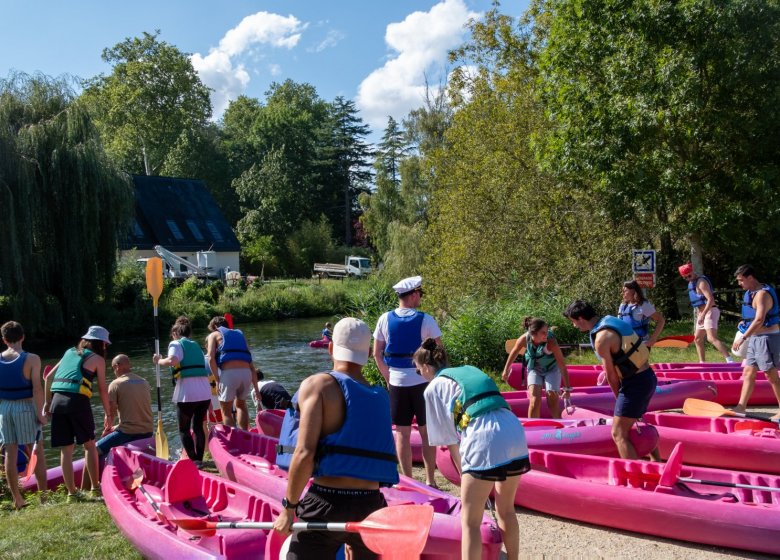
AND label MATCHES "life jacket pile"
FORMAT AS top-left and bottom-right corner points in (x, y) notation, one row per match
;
(276, 372), (399, 486)
(437, 365), (510, 432)
(741, 284), (780, 332)
(383, 310), (425, 369)
(0, 352), (32, 400)
(589, 316), (650, 380)
(524, 332), (557, 372)
(51, 348), (96, 398)
(617, 302), (650, 339)
(687, 275), (713, 308)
